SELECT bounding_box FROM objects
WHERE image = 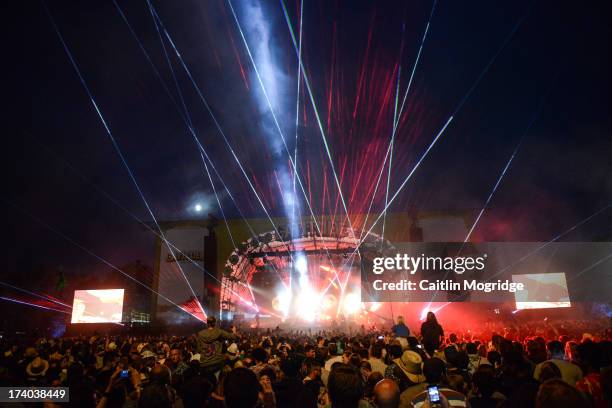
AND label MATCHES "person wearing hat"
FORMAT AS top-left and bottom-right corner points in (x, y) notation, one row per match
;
(26, 356), (49, 384)
(140, 350), (157, 375)
(226, 342), (240, 364)
(385, 350), (426, 392)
